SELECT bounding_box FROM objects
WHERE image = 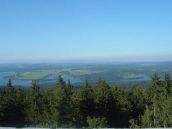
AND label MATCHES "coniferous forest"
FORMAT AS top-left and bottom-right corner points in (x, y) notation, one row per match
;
(0, 73), (172, 128)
